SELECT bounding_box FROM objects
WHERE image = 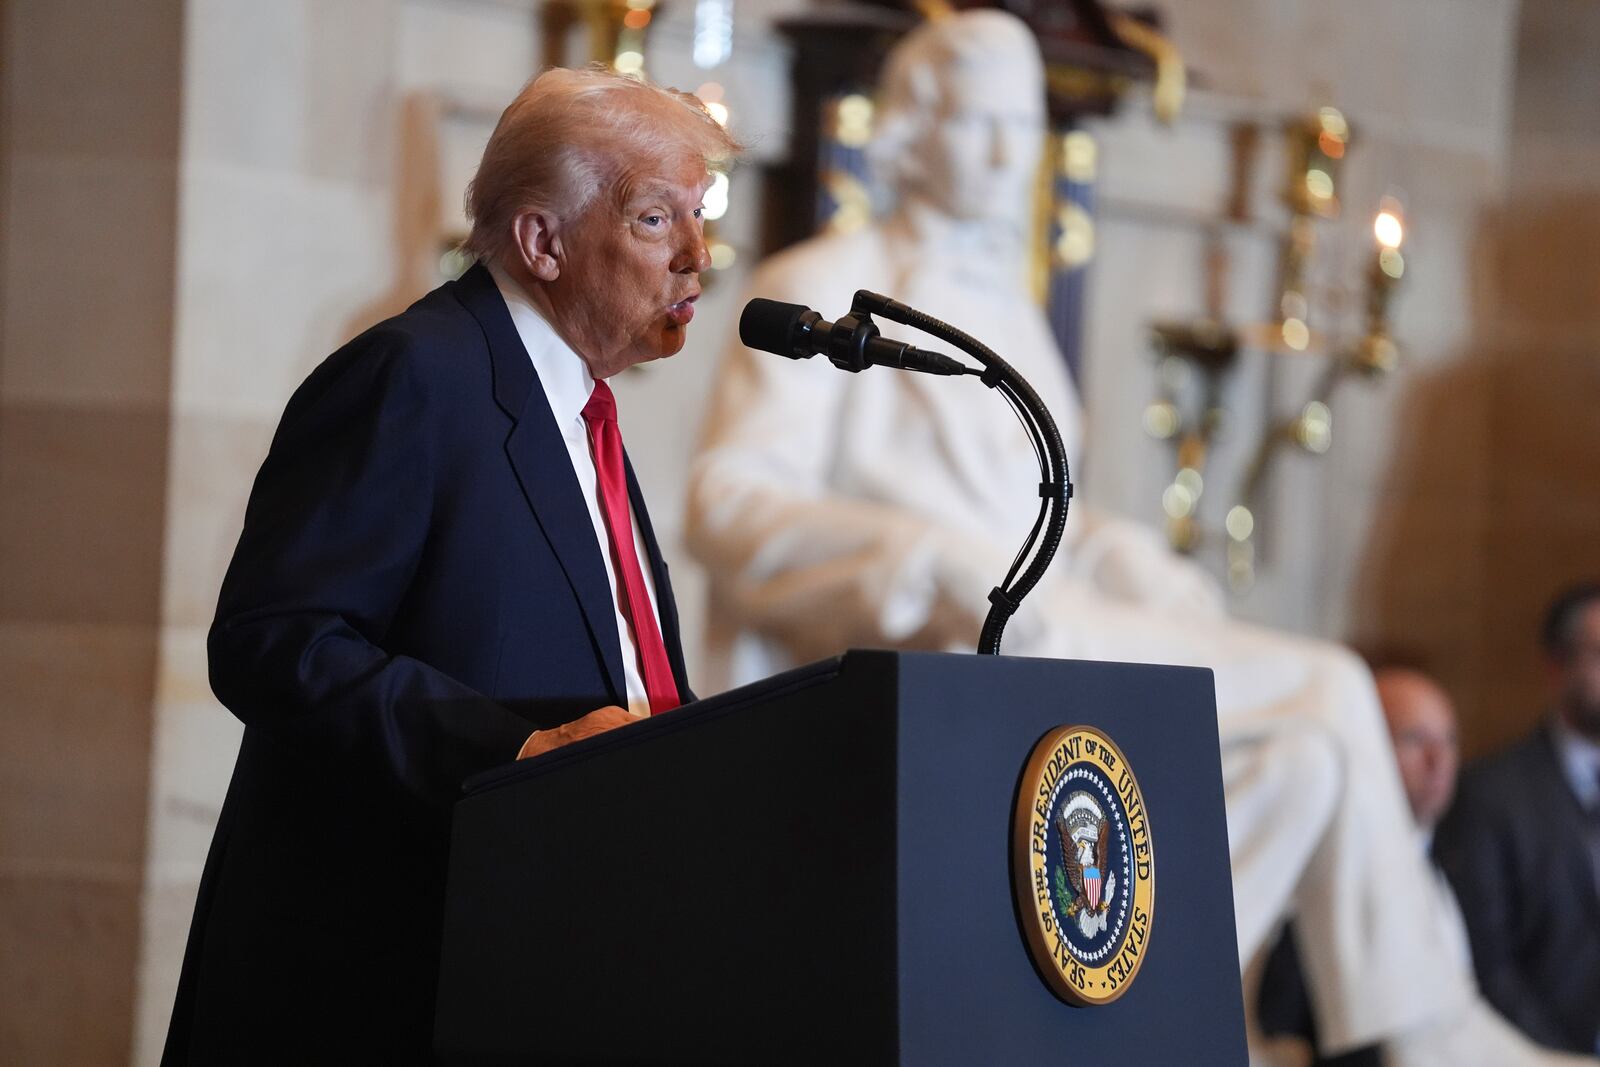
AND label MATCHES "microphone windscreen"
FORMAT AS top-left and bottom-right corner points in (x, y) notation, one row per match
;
(739, 298), (810, 356)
